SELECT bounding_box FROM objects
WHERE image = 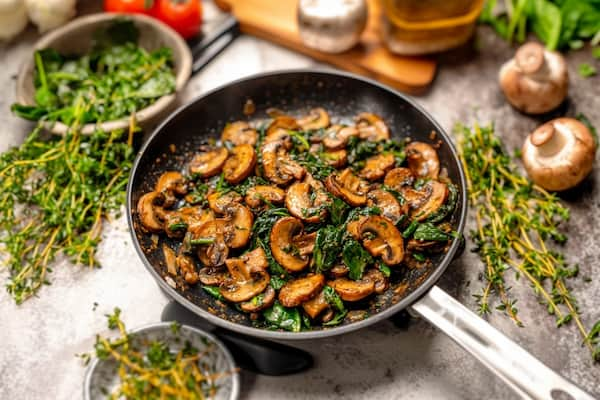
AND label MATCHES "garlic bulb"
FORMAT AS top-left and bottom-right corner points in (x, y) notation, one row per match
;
(25, 0), (76, 33)
(297, 0), (368, 53)
(0, 0), (28, 41)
